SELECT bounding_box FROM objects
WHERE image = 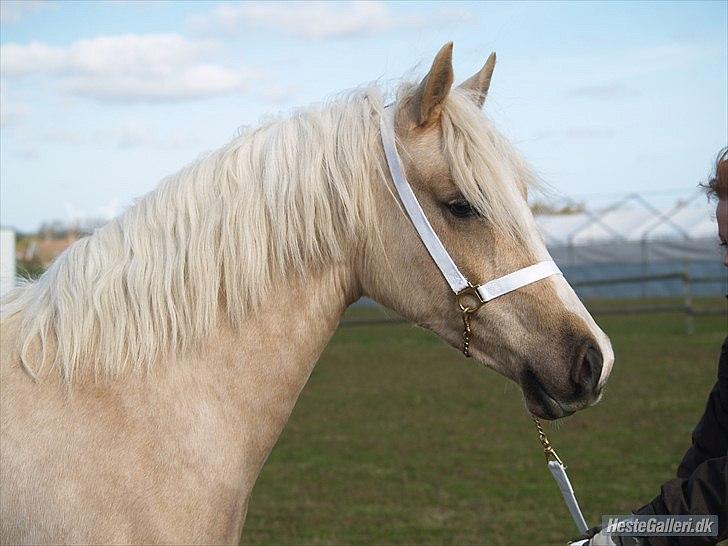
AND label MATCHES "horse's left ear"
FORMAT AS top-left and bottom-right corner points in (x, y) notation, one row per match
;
(458, 52), (496, 108)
